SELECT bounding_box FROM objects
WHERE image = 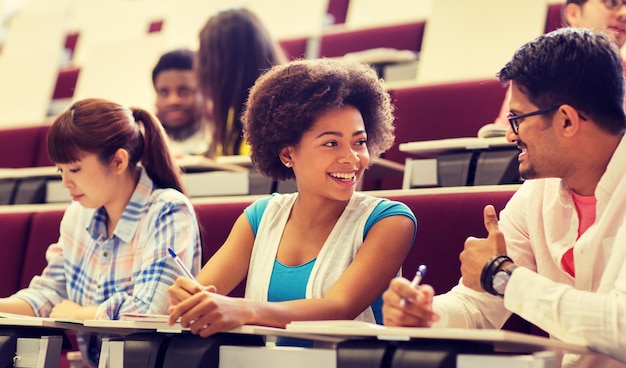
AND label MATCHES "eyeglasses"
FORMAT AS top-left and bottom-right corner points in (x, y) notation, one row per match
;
(507, 106), (559, 135)
(507, 106), (589, 135)
(602, 0), (626, 10)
